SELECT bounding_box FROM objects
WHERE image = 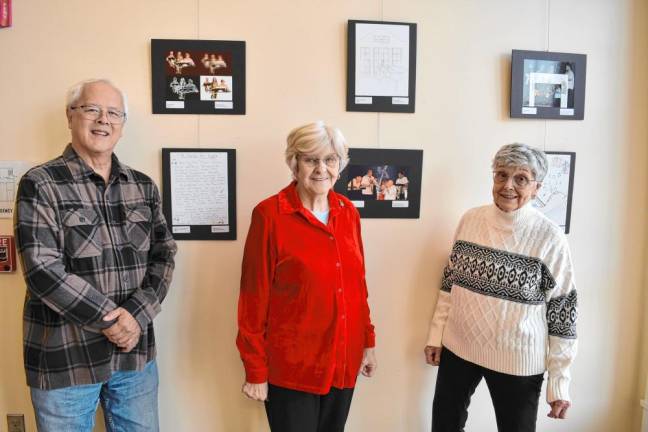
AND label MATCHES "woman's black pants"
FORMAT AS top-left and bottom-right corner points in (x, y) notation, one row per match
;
(265, 384), (354, 432)
(432, 347), (544, 432)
